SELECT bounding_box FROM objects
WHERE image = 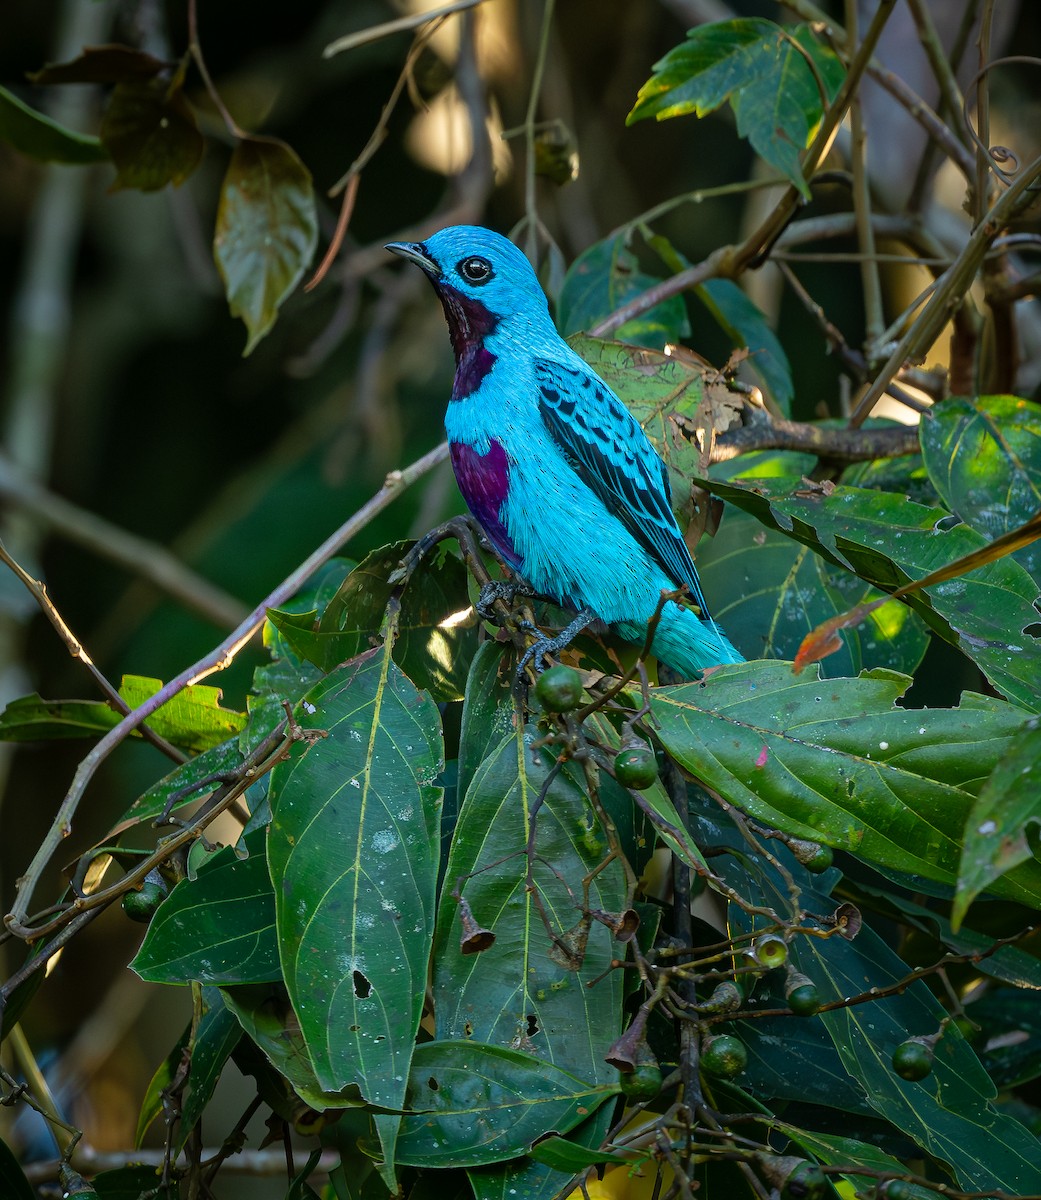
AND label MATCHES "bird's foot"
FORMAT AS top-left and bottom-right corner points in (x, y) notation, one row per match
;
(516, 608), (598, 679)
(476, 578), (535, 621)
